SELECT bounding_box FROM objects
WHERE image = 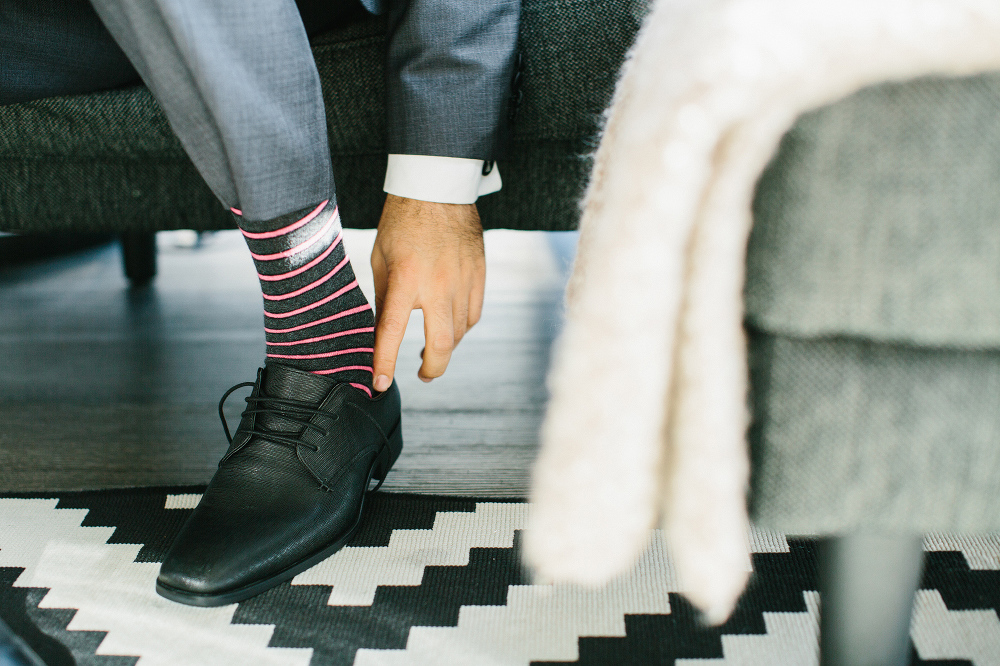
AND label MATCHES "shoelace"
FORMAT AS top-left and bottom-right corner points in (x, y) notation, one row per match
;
(218, 381), (337, 452)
